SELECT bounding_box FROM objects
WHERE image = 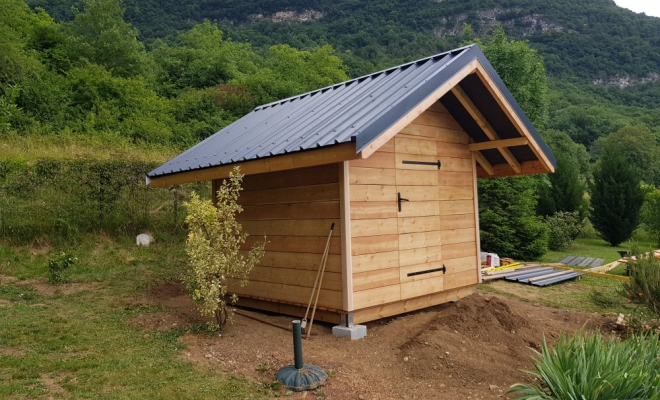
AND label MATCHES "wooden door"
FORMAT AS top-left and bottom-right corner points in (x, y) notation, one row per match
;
(394, 136), (445, 300)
